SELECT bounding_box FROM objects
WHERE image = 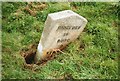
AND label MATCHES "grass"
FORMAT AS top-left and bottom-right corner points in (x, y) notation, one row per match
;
(2, 2), (118, 79)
